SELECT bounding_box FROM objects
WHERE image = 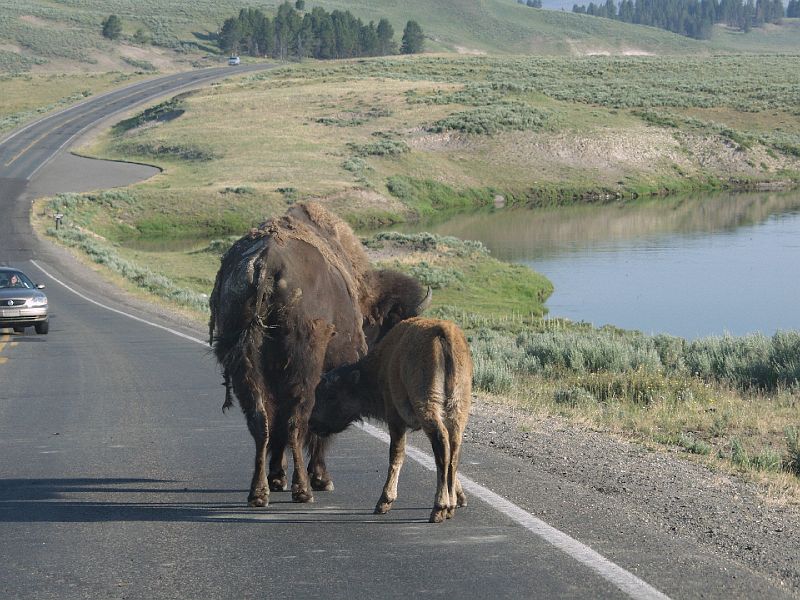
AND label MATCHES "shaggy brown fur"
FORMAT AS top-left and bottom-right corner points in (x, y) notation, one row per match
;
(310, 317), (473, 523)
(209, 202), (430, 506)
